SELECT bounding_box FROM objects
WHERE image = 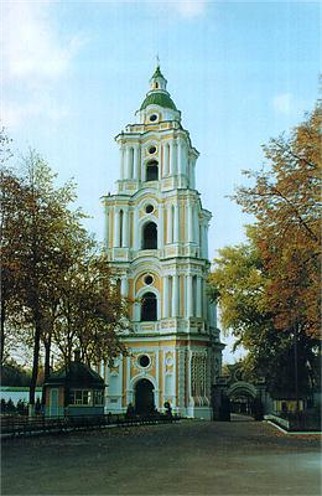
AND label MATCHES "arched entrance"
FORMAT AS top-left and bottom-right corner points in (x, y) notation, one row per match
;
(227, 382), (257, 417)
(135, 379), (155, 415)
